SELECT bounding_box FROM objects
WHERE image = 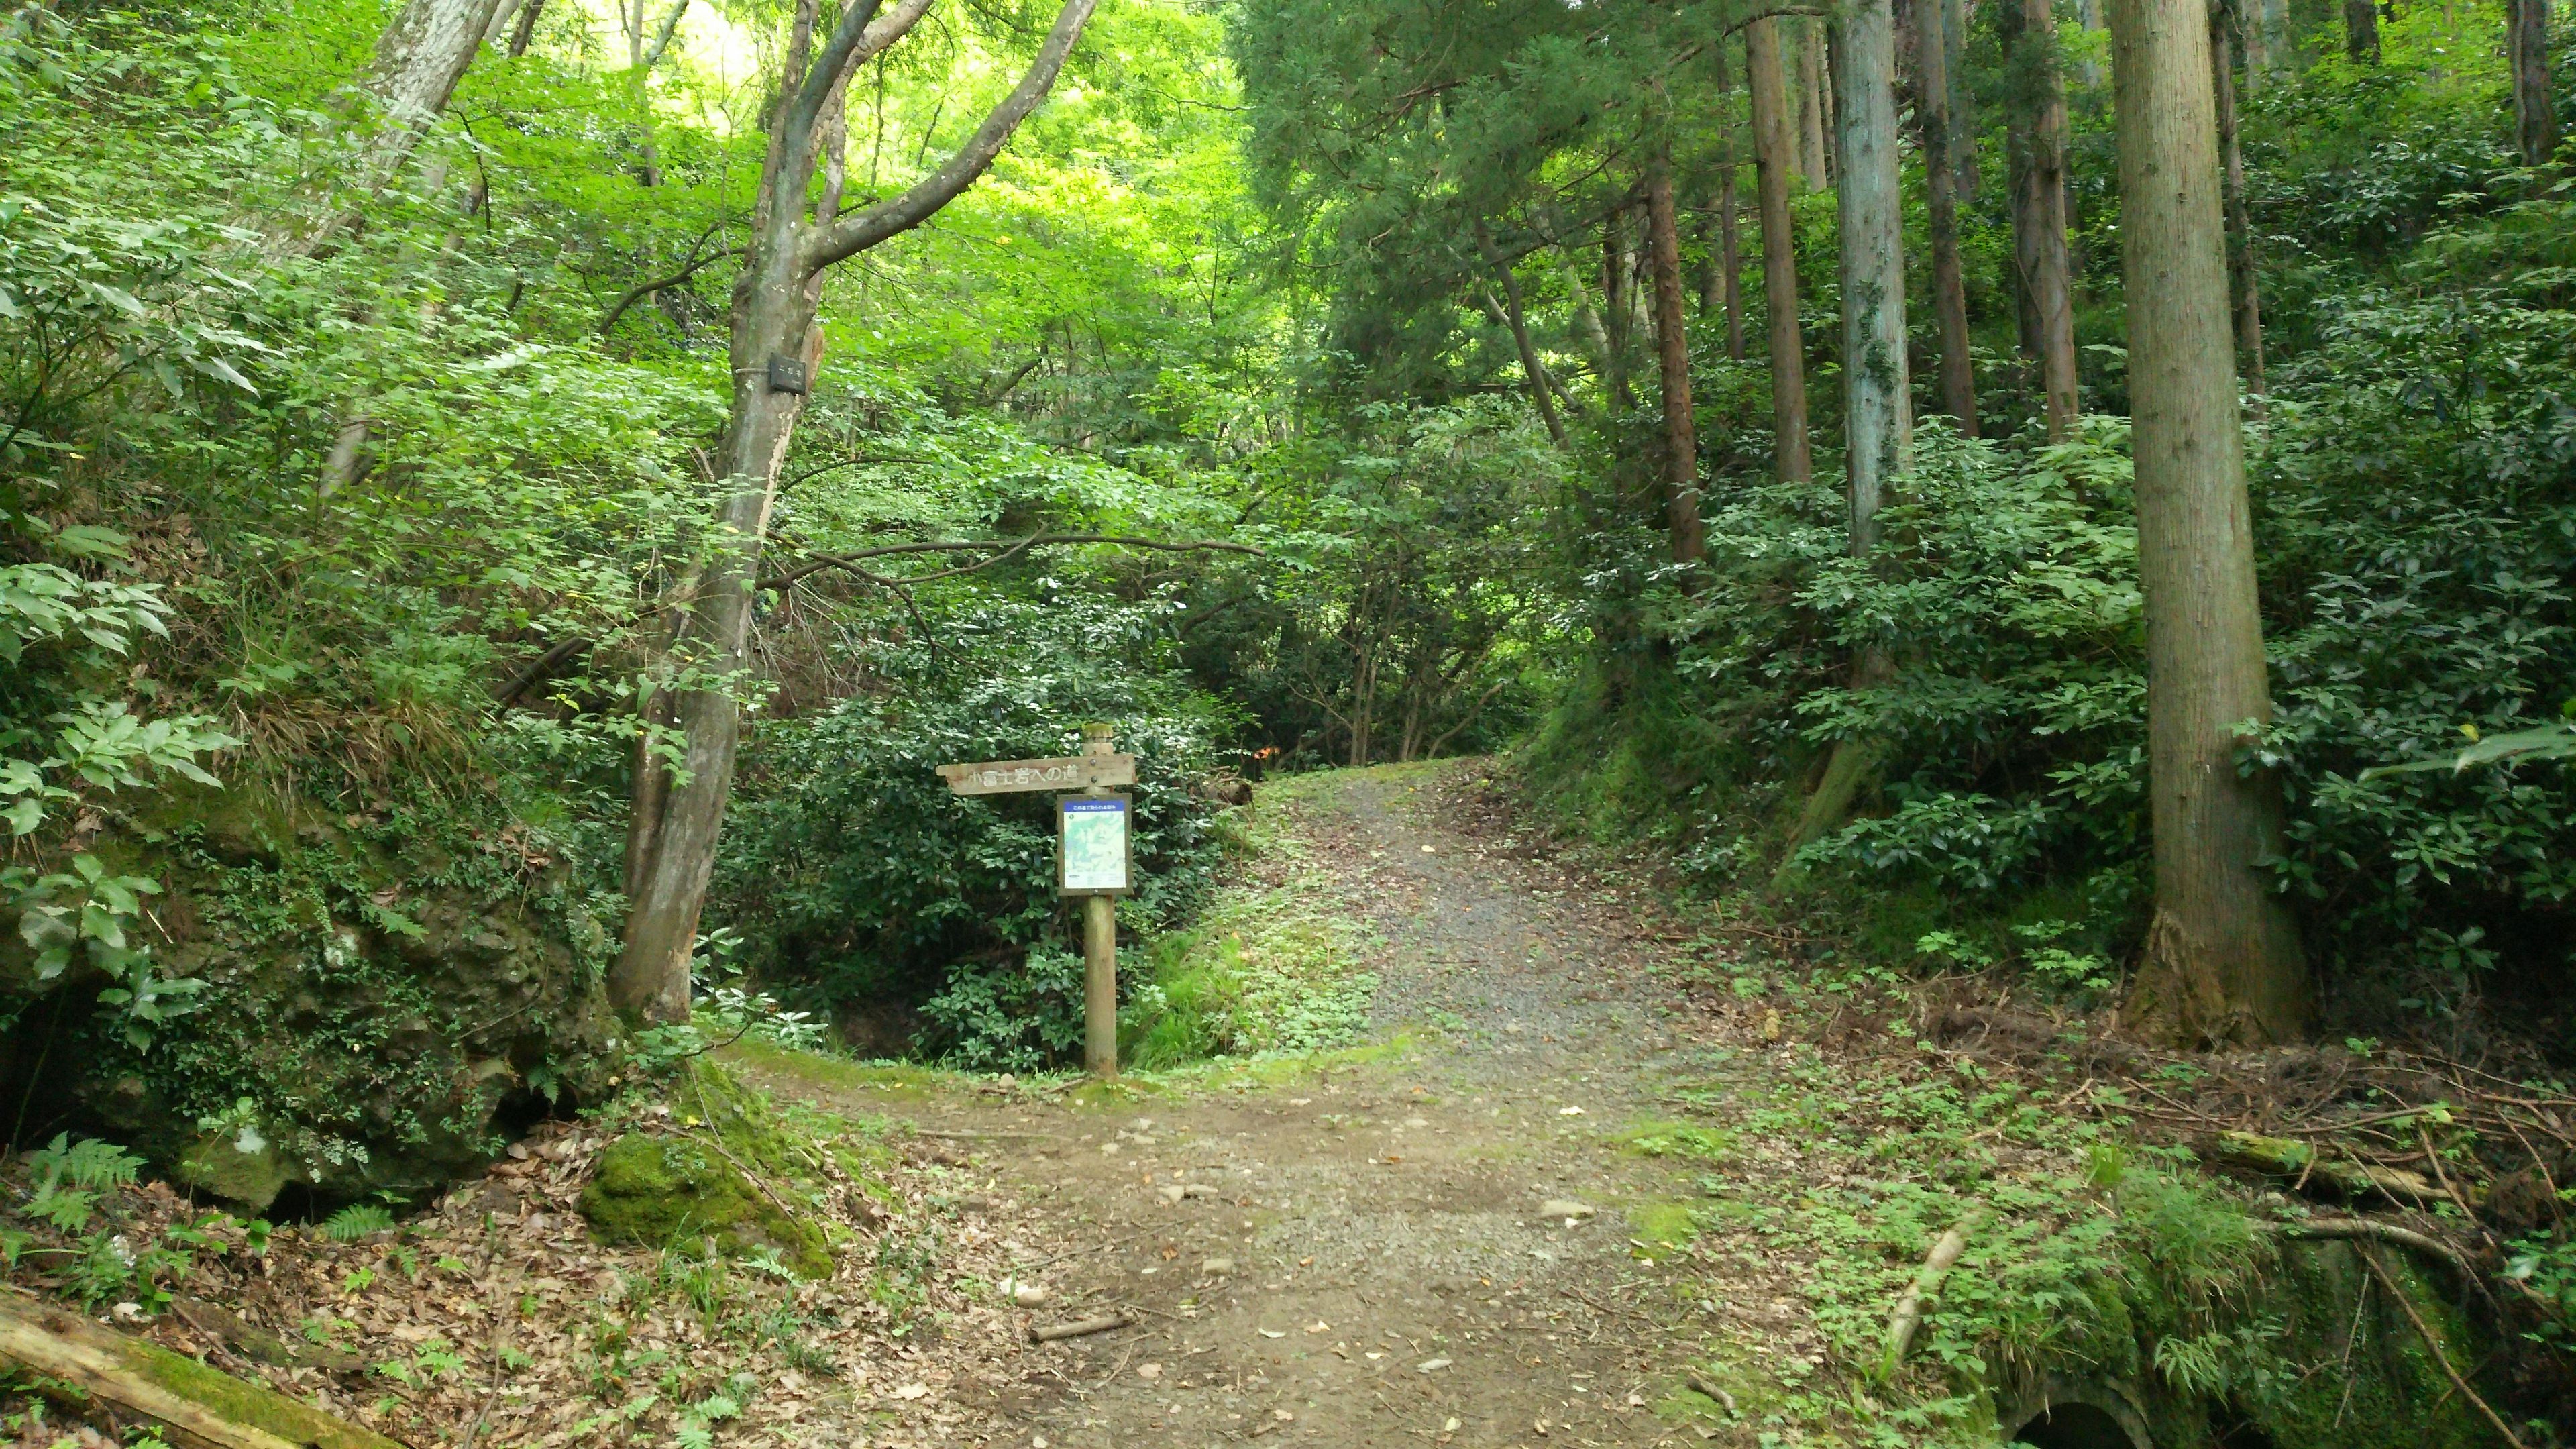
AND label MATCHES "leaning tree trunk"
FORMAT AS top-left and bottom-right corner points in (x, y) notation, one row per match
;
(2109, 0), (2310, 1045)
(1919, 0), (1978, 434)
(2514, 0), (2557, 166)
(1746, 19), (1815, 484)
(1784, 0), (1912, 863)
(612, 0), (1097, 1020)
(1646, 158), (1705, 566)
(613, 177), (828, 1022)
(2211, 0), (2266, 410)
(1477, 223), (1568, 447)
(2003, 0), (2080, 439)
